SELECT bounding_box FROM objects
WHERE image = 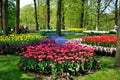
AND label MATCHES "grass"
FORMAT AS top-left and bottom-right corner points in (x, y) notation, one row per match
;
(0, 55), (120, 80)
(63, 34), (82, 39)
(76, 68), (120, 80)
(0, 55), (39, 80)
(75, 57), (120, 80)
